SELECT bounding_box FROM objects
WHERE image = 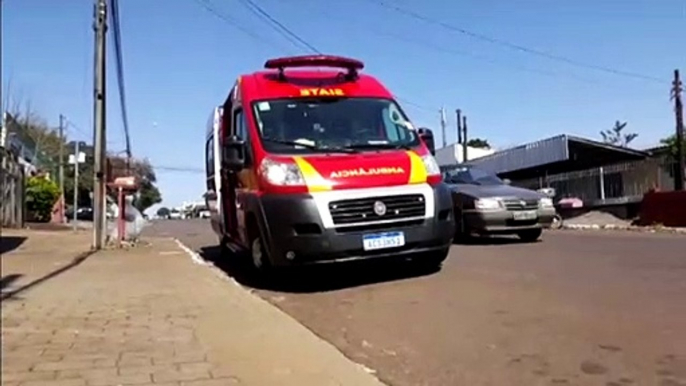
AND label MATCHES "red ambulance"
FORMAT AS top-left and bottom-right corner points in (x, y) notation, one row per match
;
(204, 55), (455, 271)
